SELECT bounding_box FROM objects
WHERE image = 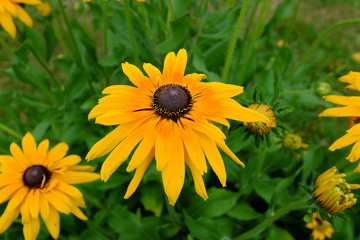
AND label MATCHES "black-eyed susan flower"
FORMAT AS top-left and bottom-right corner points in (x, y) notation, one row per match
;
(319, 72), (360, 170)
(0, 0), (41, 38)
(87, 49), (269, 205)
(0, 133), (99, 240)
(306, 212), (334, 240)
(243, 104), (276, 135)
(351, 52), (360, 64)
(313, 166), (360, 214)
